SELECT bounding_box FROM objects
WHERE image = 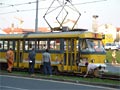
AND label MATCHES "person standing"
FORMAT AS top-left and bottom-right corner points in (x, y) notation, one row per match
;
(42, 49), (52, 76)
(28, 48), (36, 76)
(112, 50), (118, 64)
(6, 48), (14, 73)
